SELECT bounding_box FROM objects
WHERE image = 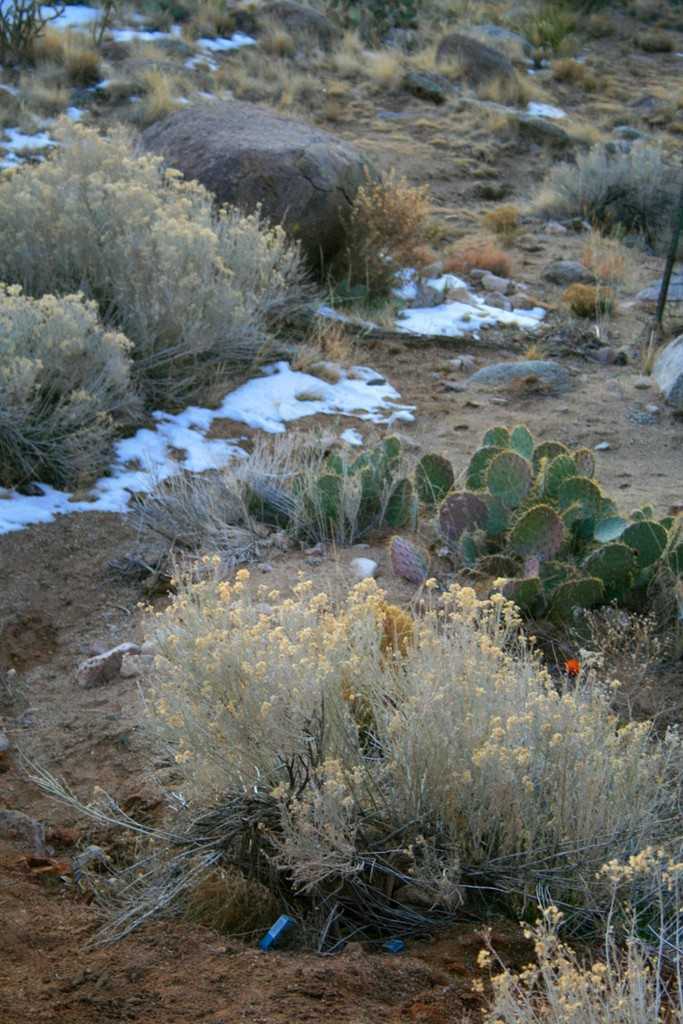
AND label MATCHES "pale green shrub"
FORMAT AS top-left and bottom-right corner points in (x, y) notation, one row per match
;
(0, 284), (134, 487)
(145, 576), (683, 921)
(0, 124), (308, 406)
(536, 143), (681, 253)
